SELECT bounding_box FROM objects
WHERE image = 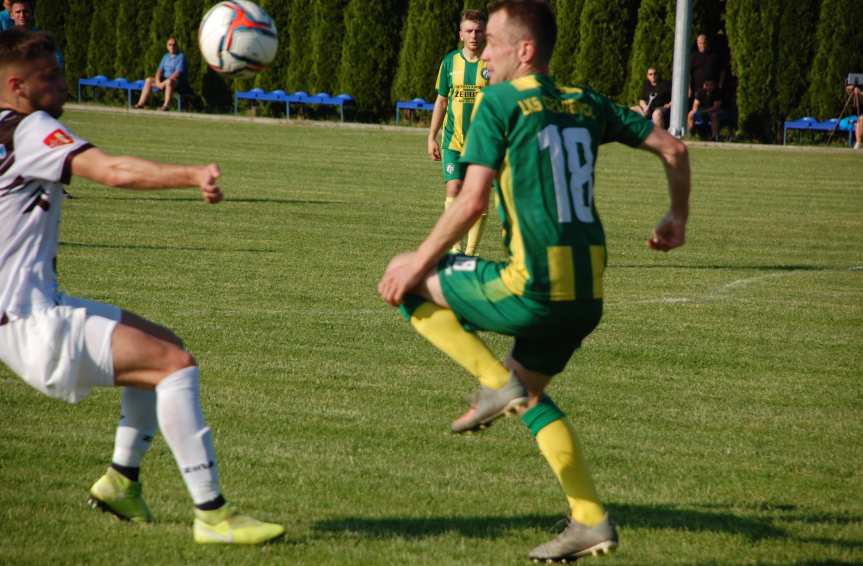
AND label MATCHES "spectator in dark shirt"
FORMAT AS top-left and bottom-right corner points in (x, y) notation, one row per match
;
(688, 79), (722, 140)
(631, 67), (673, 129)
(690, 34), (722, 95)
